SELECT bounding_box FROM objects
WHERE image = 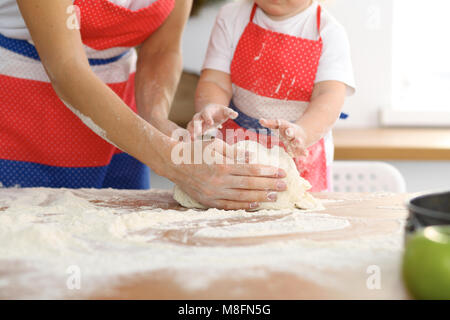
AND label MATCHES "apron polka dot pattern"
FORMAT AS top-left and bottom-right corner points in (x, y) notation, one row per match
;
(0, 0), (173, 189)
(231, 24), (322, 102)
(75, 0), (175, 50)
(221, 4), (328, 192)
